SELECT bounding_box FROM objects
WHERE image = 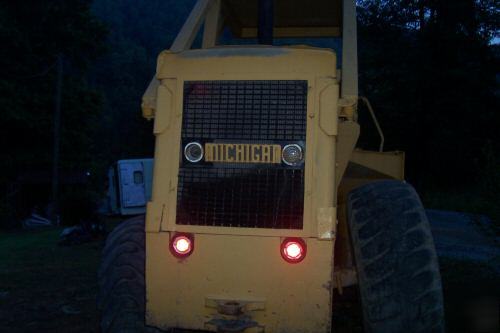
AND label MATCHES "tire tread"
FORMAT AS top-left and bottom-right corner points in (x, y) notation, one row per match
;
(98, 216), (161, 333)
(347, 180), (445, 332)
